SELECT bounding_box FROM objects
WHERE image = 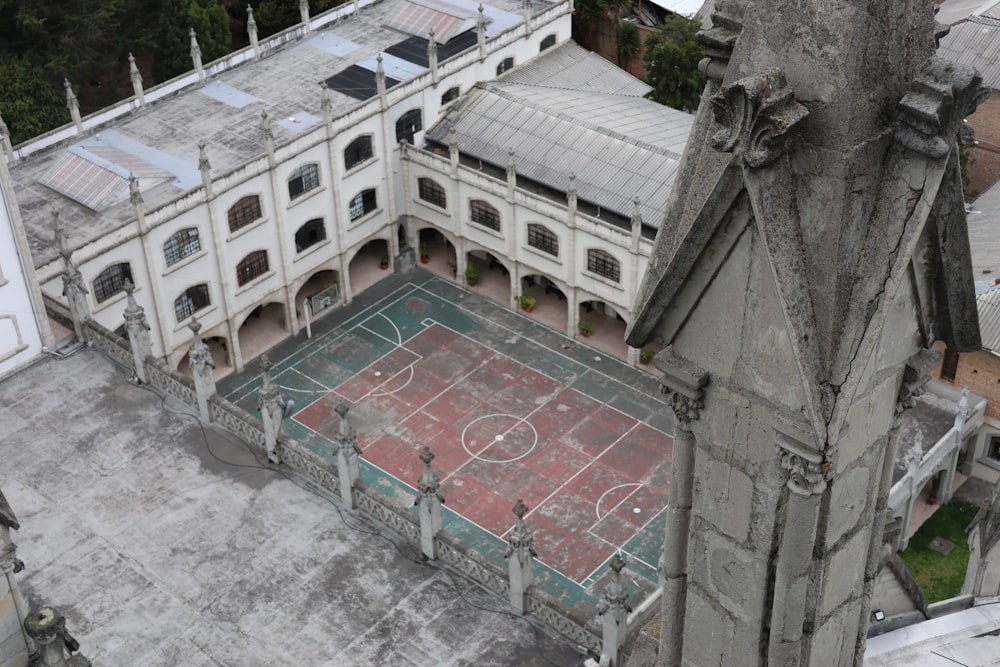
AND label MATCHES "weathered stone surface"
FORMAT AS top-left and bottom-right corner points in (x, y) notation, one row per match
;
(827, 466), (872, 547)
(820, 528), (870, 618)
(692, 453), (754, 544)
